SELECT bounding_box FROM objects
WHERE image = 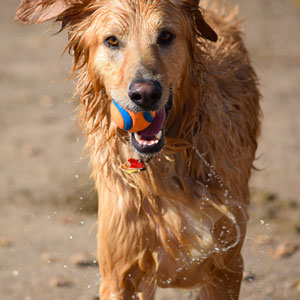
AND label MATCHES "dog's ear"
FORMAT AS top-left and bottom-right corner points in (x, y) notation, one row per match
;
(15, 0), (77, 24)
(193, 9), (218, 42)
(177, 0), (218, 42)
